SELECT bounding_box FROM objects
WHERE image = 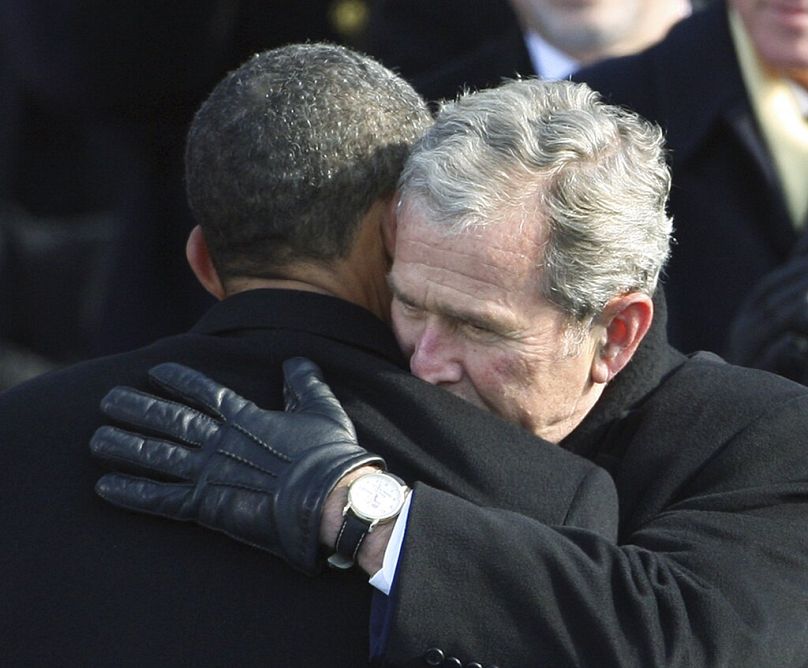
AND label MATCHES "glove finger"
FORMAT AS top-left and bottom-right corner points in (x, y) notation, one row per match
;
(281, 357), (357, 438)
(148, 362), (248, 419)
(90, 426), (200, 480)
(95, 473), (195, 520)
(100, 385), (218, 447)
